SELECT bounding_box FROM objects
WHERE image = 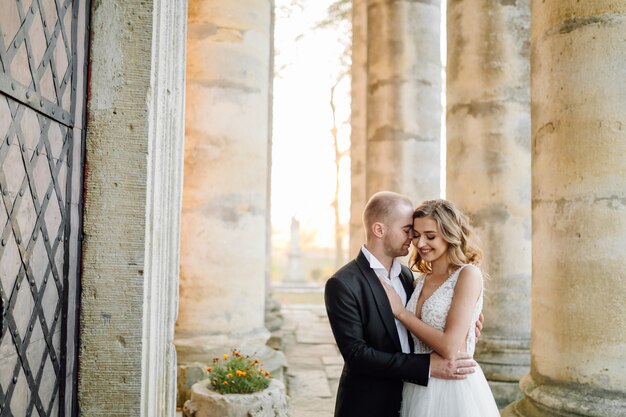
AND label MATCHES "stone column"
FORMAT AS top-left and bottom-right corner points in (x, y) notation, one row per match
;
(446, 0), (530, 407)
(81, 1), (187, 416)
(503, 2), (626, 416)
(265, 0), (283, 337)
(365, 0), (441, 202)
(349, 0), (367, 256)
(176, 0), (284, 406)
